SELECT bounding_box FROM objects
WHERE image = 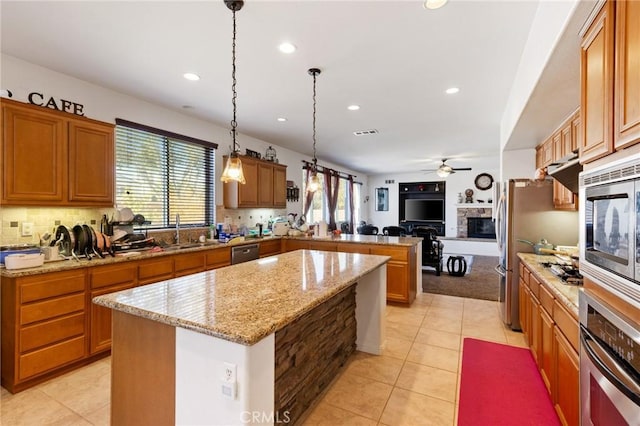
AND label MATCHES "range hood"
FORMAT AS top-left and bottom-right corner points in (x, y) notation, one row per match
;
(547, 152), (582, 194)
